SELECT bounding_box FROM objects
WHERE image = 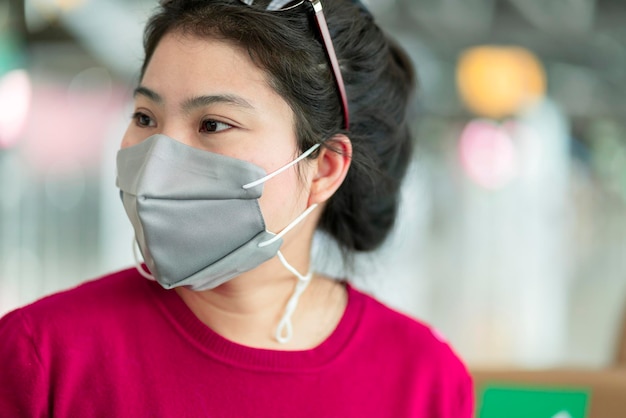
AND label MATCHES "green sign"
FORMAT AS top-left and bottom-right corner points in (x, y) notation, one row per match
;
(478, 385), (590, 418)
(0, 31), (24, 75)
